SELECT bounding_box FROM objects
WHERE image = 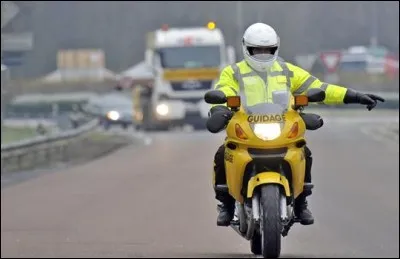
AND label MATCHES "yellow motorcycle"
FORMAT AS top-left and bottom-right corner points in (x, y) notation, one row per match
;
(204, 87), (326, 258)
